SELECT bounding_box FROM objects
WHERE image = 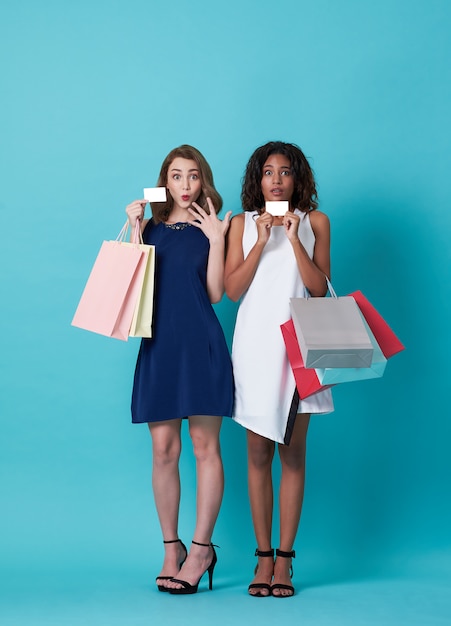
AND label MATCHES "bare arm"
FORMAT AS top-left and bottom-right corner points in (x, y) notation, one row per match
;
(187, 199), (232, 304)
(283, 210), (331, 297)
(224, 212), (273, 302)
